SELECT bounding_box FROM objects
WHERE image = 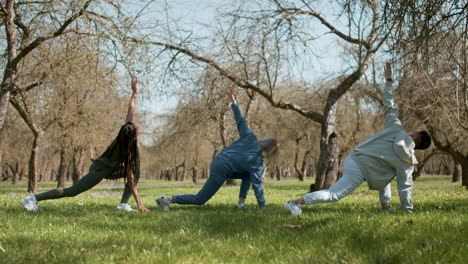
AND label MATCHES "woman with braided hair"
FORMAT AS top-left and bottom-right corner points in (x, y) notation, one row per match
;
(20, 77), (149, 212)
